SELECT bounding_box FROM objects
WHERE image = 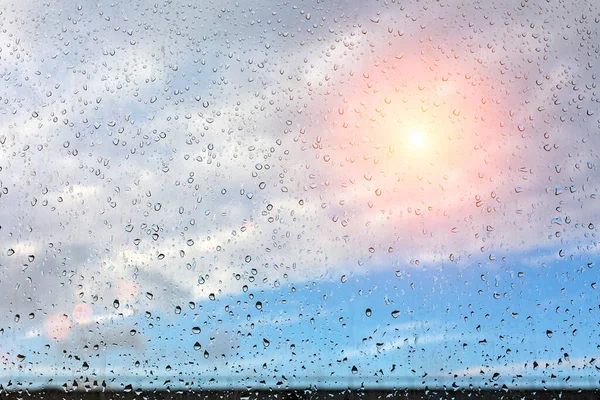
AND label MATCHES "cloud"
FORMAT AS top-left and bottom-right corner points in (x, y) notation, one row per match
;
(453, 357), (595, 379)
(341, 319), (463, 359)
(346, 333), (467, 359)
(1, 1), (596, 323)
(22, 329), (41, 339)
